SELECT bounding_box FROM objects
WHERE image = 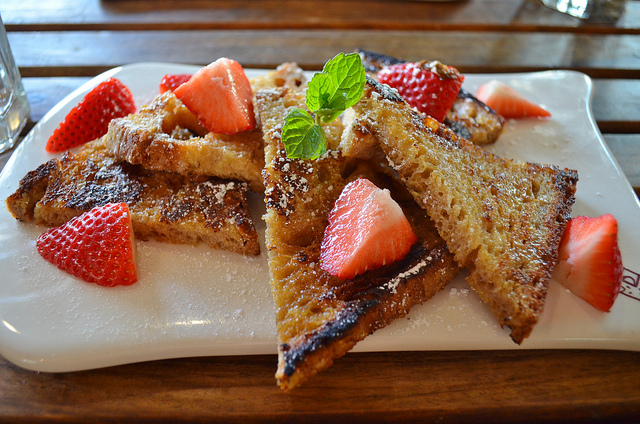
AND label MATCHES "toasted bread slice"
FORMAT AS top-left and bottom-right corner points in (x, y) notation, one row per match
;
(6, 138), (260, 255)
(357, 49), (505, 146)
(250, 62), (308, 94)
(346, 77), (578, 344)
(104, 91), (265, 192)
(256, 71), (459, 390)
